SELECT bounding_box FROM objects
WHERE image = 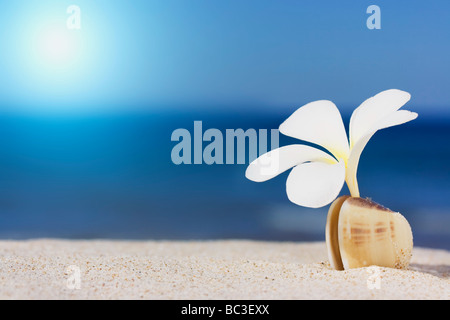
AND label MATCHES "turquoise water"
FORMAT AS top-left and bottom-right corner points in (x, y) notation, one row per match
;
(0, 110), (448, 249)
